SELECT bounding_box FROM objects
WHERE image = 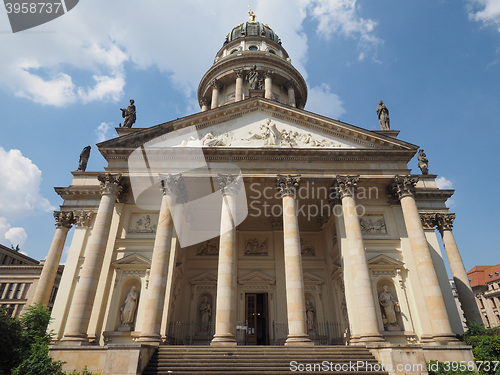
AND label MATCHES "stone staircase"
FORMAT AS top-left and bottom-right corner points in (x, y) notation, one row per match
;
(141, 346), (388, 374)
